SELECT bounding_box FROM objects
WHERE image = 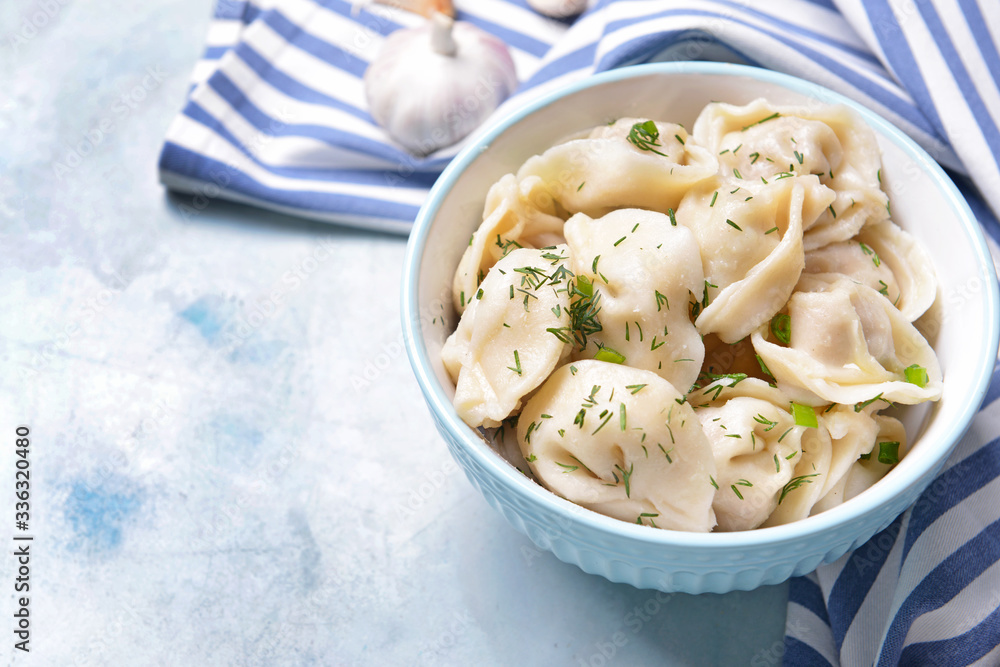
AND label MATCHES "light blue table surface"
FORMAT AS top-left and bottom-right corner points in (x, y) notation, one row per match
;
(0, 0), (788, 664)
